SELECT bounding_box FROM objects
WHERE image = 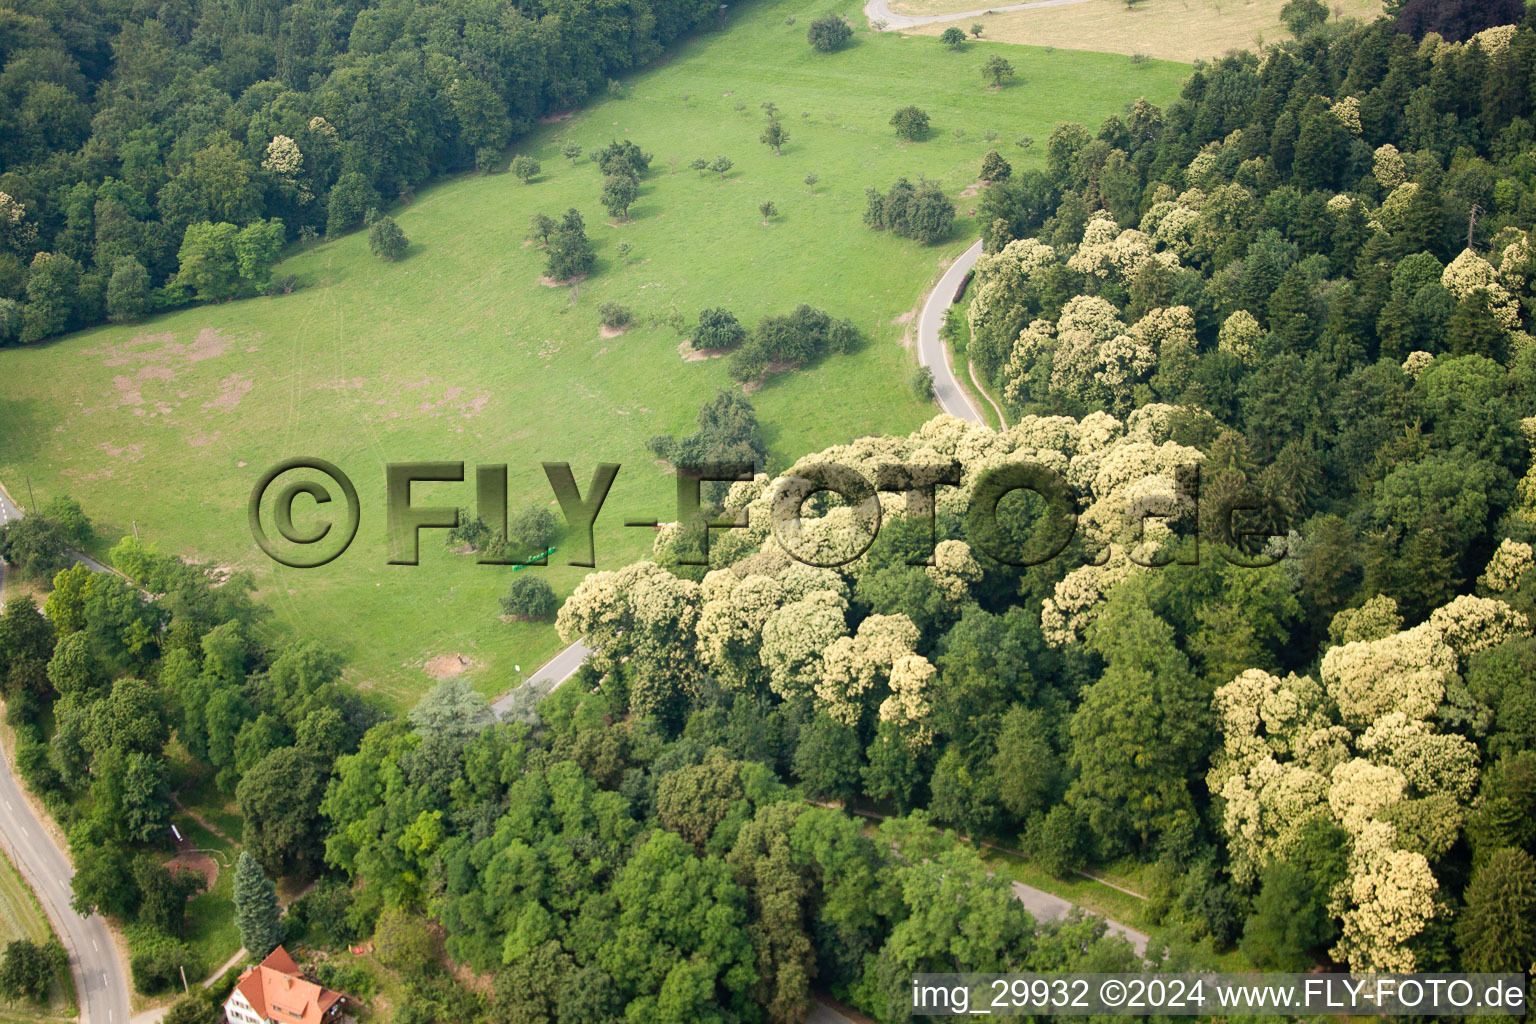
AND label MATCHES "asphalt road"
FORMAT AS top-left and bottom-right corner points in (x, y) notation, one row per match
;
(0, 733), (131, 1024)
(0, 479), (133, 1024)
(0, 481), (19, 610)
(864, 0), (1091, 30)
(490, 239), (992, 715)
(917, 239), (987, 425)
(490, 639), (593, 718)
(0, 236), (1115, 1024)
(1010, 880), (1150, 955)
